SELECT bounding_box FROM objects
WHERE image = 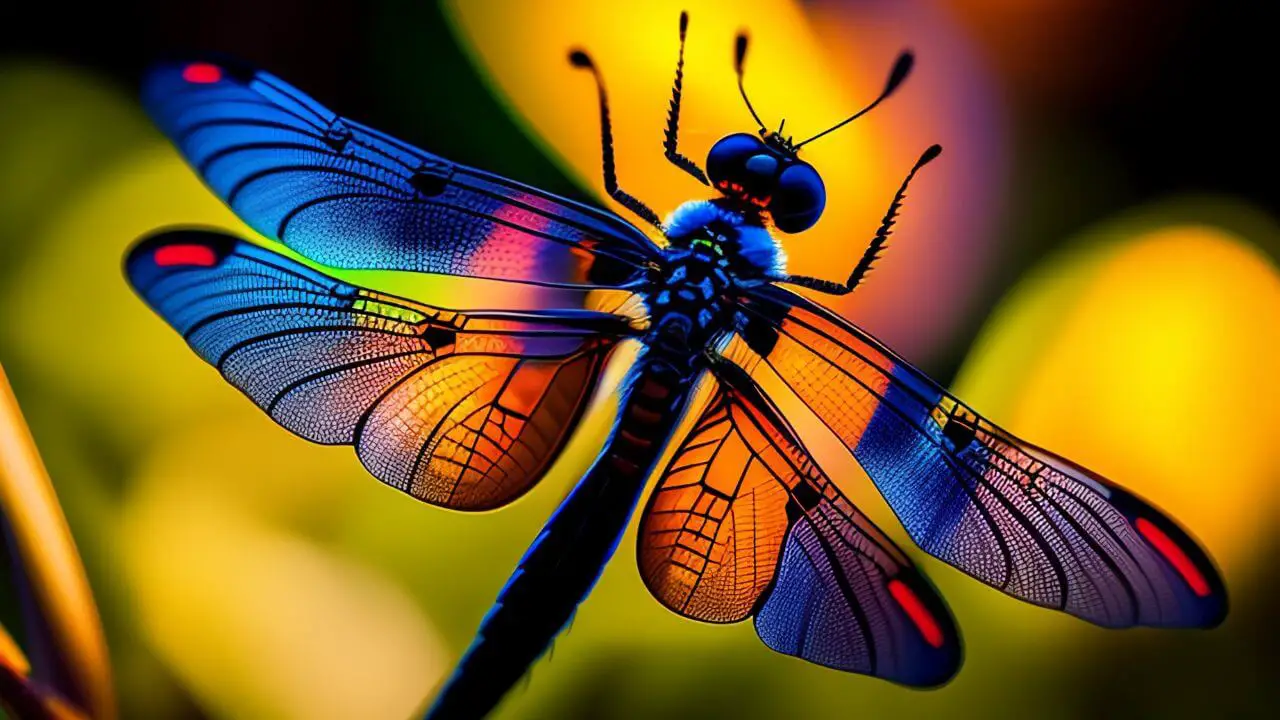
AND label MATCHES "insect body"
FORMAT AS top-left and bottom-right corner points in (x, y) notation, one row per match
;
(128, 12), (1226, 720)
(430, 200), (785, 717)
